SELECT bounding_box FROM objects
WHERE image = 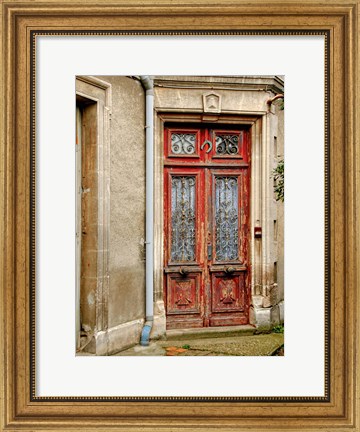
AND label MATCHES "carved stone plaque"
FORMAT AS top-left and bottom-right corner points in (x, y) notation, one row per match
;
(203, 92), (221, 113)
